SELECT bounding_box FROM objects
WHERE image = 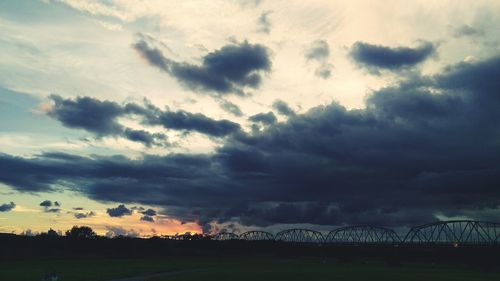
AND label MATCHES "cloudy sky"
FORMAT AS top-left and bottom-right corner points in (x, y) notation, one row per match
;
(1, 0), (500, 236)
